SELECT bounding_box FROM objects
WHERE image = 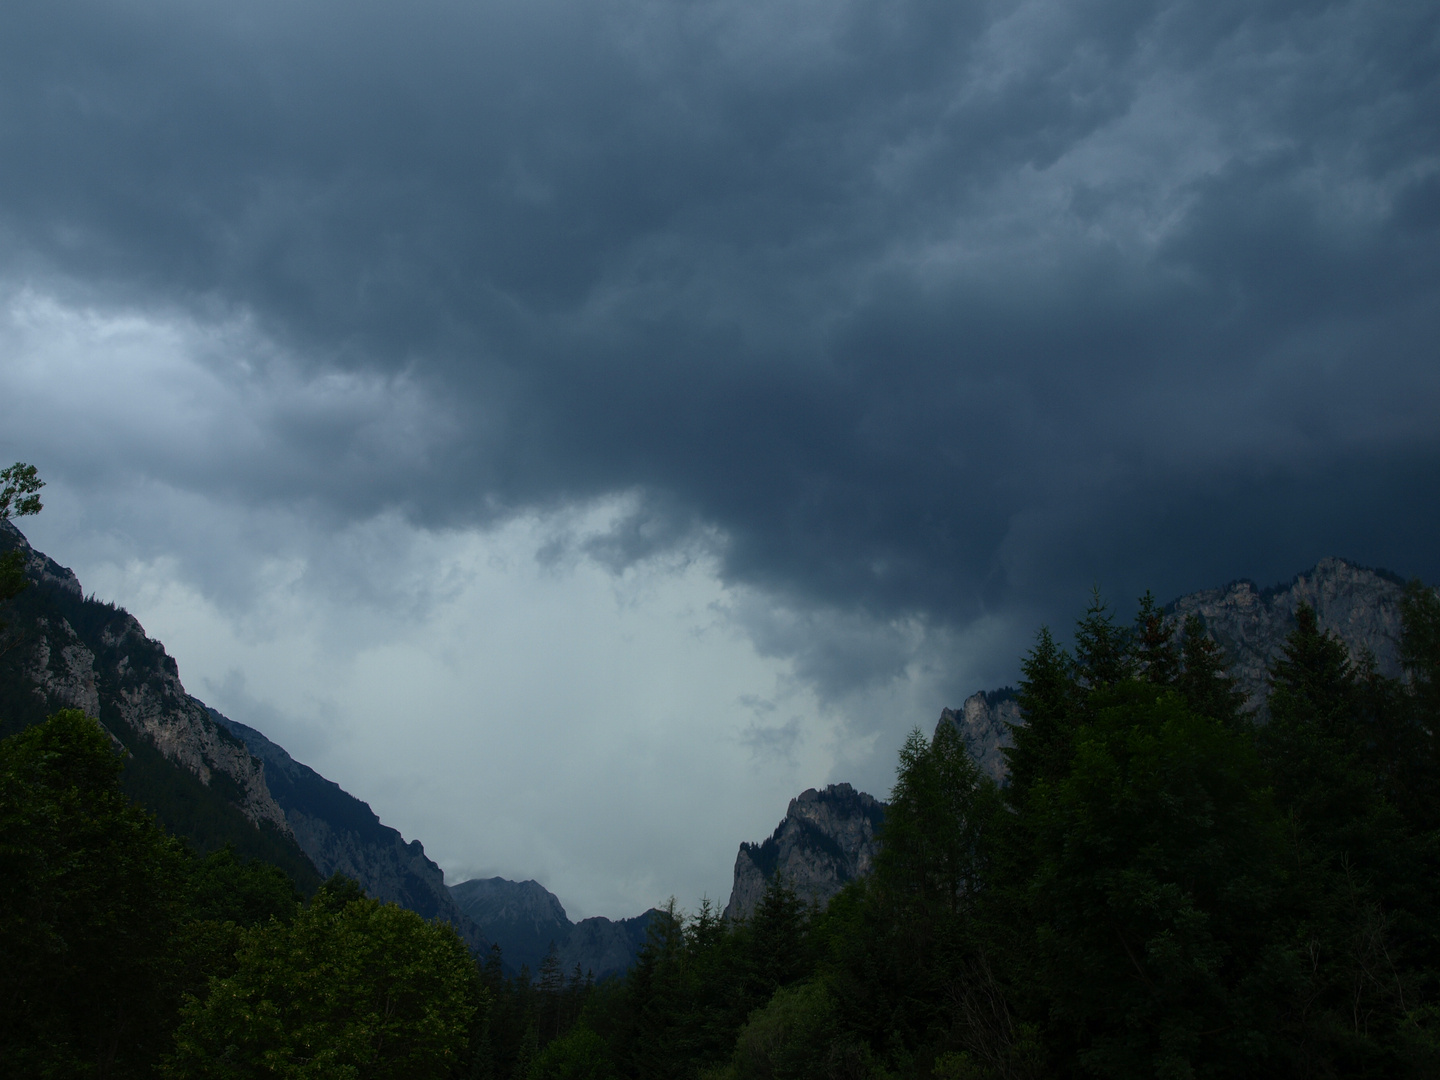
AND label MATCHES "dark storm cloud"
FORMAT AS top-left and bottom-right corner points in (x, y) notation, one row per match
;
(3, 0), (1437, 672)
